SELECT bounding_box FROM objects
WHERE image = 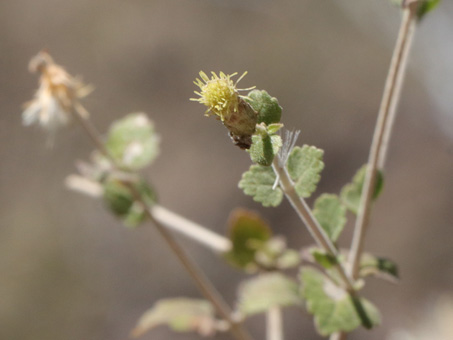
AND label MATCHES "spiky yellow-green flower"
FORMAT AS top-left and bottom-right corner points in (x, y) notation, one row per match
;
(191, 71), (258, 149)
